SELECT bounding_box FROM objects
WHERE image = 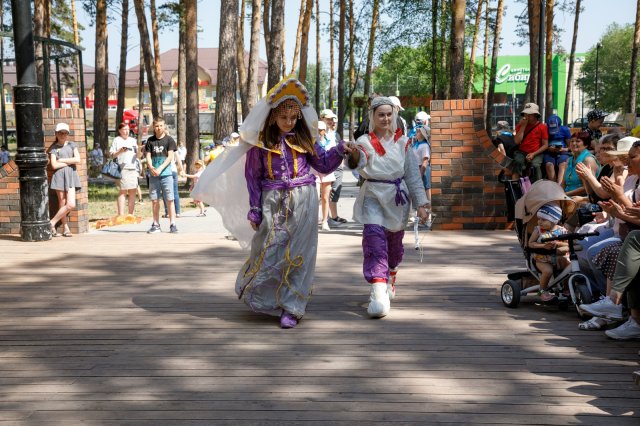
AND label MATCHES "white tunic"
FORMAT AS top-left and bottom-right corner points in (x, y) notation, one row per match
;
(352, 133), (429, 231)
